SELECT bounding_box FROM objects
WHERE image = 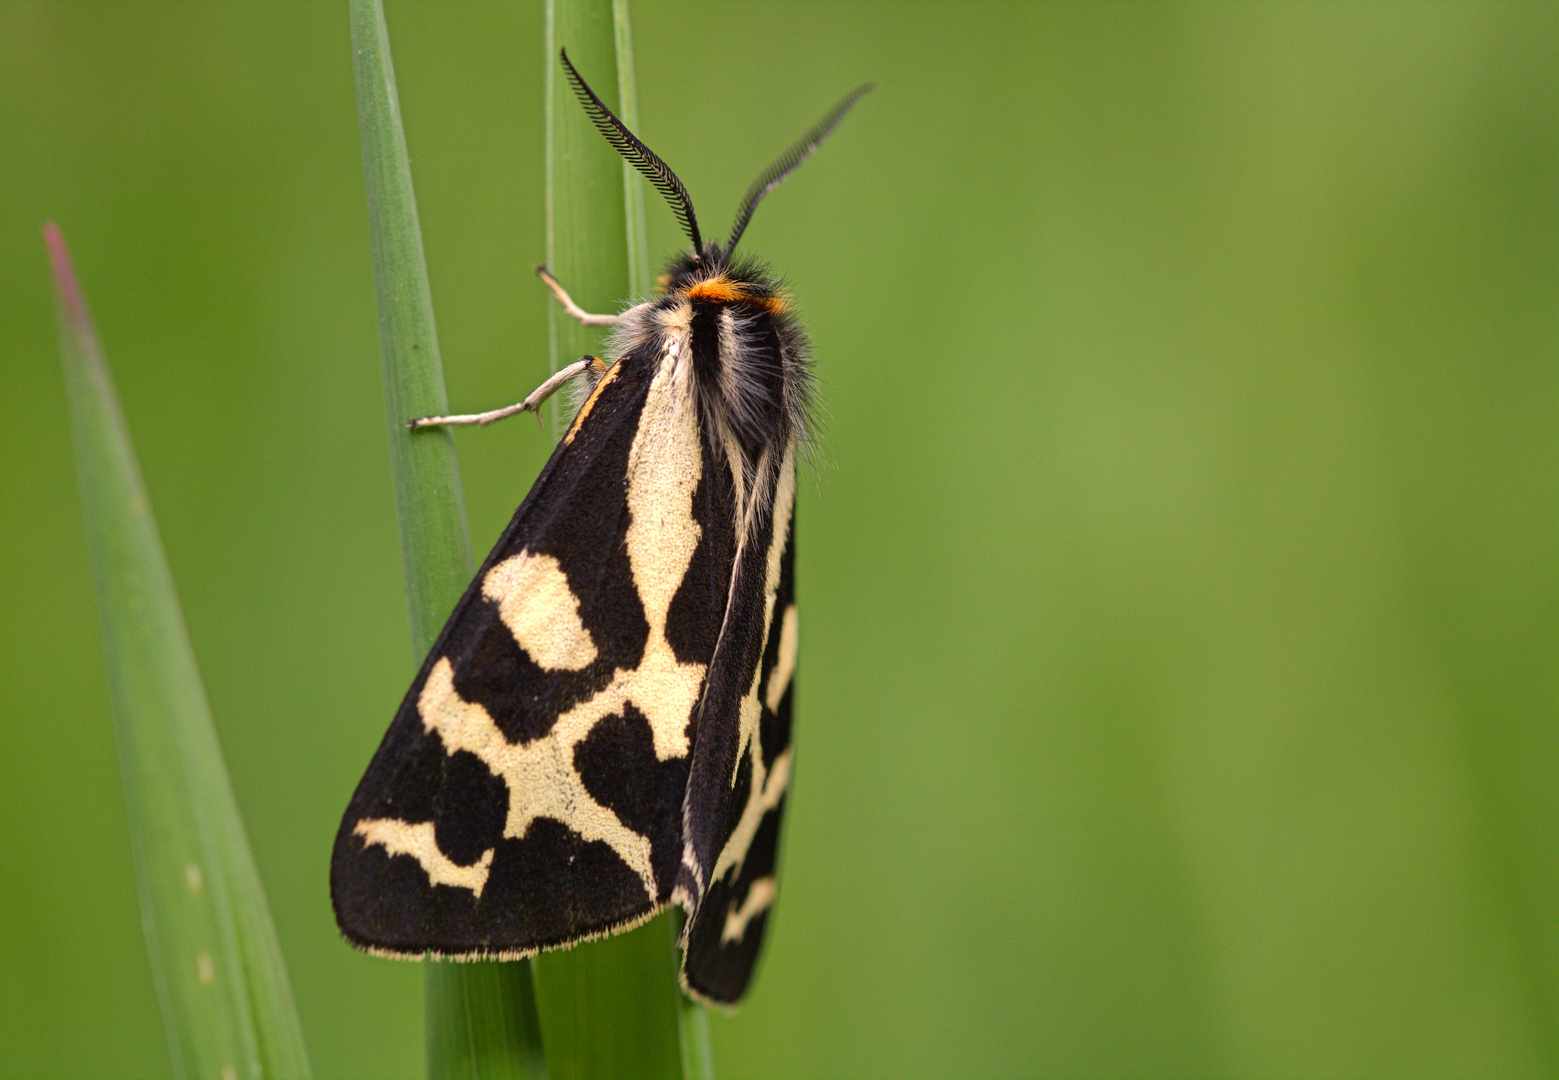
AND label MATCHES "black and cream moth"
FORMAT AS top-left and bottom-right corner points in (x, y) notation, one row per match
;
(330, 51), (869, 1006)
